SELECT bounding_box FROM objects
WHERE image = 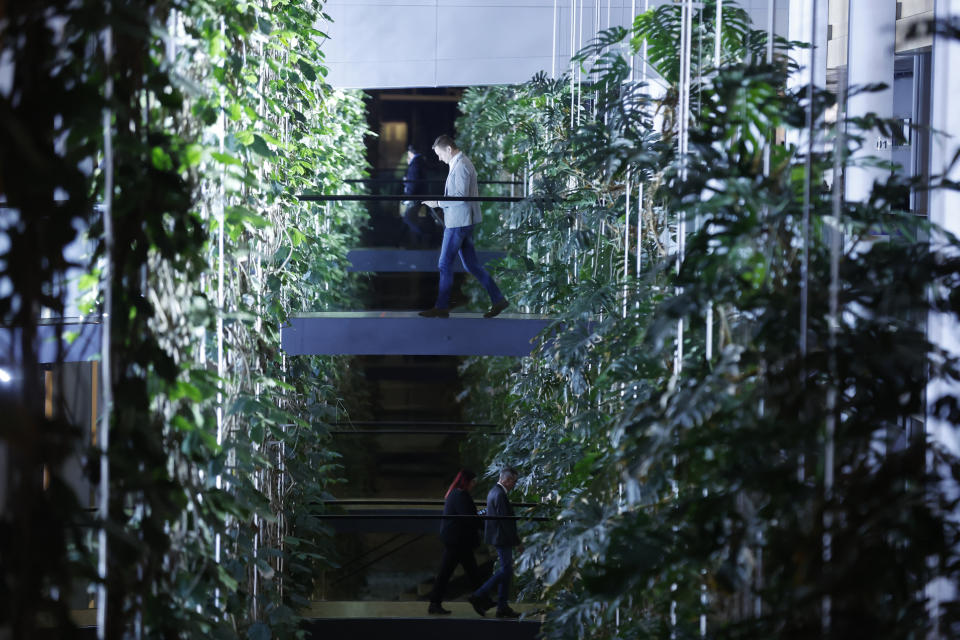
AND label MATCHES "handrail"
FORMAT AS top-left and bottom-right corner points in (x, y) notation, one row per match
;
(330, 430), (508, 436)
(314, 514), (552, 521)
(1, 315), (103, 328)
(322, 499), (550, 508)
(334, 421), (497, 428)
(344, 178), (523, 185)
